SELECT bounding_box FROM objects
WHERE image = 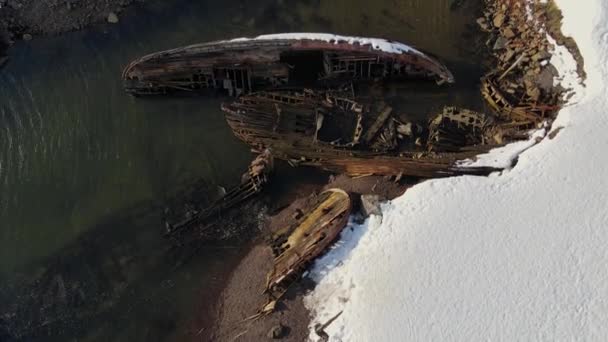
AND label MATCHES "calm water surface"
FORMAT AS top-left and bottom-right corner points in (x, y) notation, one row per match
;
(0, 0), (484, 340)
